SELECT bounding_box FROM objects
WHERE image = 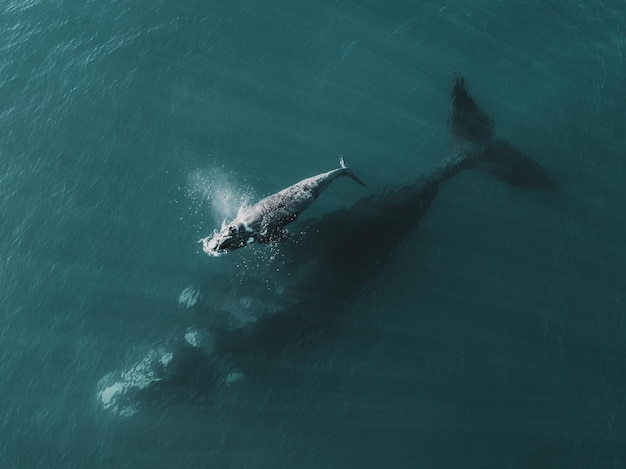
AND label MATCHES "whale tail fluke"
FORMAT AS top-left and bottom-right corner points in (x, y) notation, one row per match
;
(451, 75), (494, 143)
(339, 157), (366, 186)
(452, 75), (559, 191)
